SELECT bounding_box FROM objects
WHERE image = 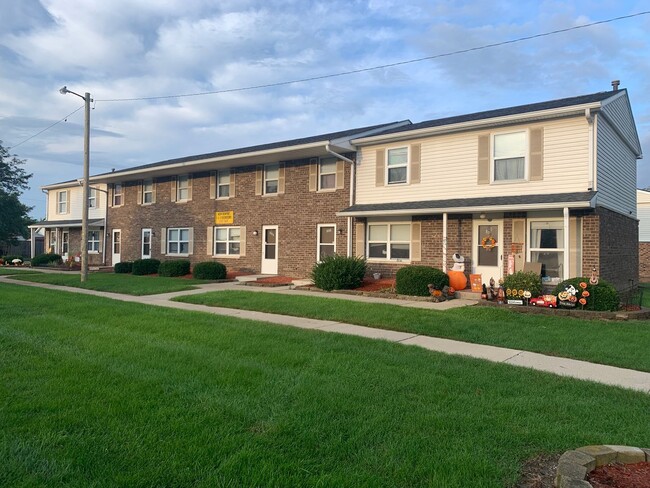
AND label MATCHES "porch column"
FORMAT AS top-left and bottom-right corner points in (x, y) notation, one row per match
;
(442, 212), (448, 272)
(30, 228), (36, 258)
(563, 207), (570, 281)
